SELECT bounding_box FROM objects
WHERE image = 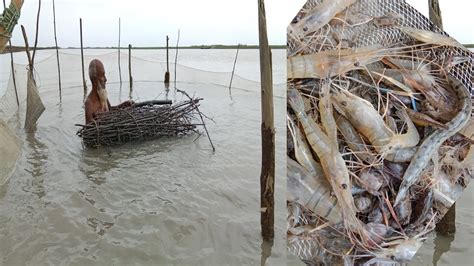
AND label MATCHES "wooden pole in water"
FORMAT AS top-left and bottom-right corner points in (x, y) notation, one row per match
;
(228, 43), (240, 97)
(164, 35), (170, 84)
(52, 0), (61, 99)
(118, 17), (122, 86)
(3, 0), (19, 106)
(174, 29), (180, 89)
(258, 0), (275, 241)
(128, 44), (133, 91)
(429, 0), (443, 30)
(428, 0), (455, 236)
(80, 18), (86, 94)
